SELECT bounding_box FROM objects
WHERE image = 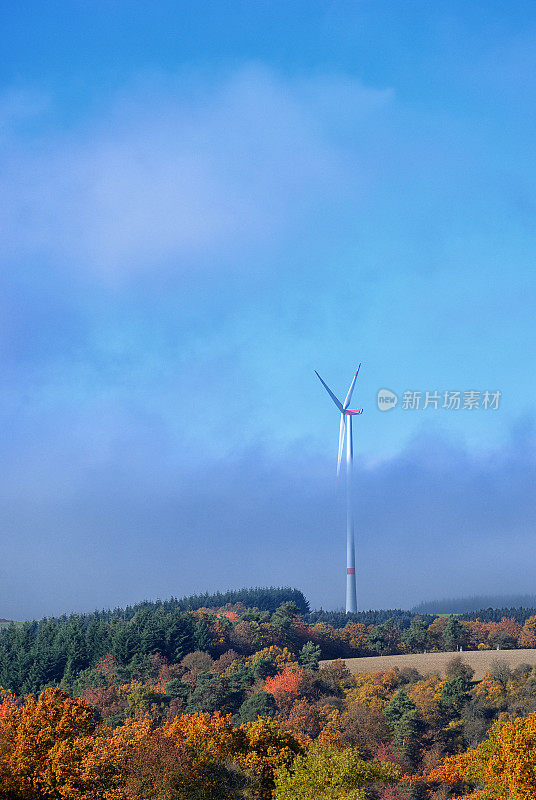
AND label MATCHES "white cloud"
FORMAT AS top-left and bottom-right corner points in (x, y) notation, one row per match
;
(1, 67), (391, 280)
